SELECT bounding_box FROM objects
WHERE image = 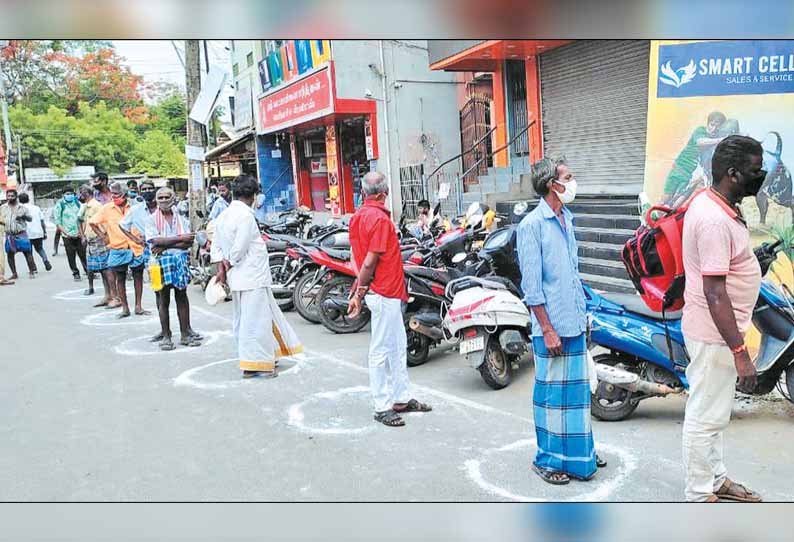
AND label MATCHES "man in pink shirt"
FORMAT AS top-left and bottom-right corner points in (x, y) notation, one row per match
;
(681, 135), (766, 503)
